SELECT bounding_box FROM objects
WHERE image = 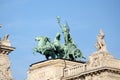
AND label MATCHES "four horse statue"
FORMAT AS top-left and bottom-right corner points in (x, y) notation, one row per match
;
(33, 33), (85, 61)
(33, 17), (86, 61)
